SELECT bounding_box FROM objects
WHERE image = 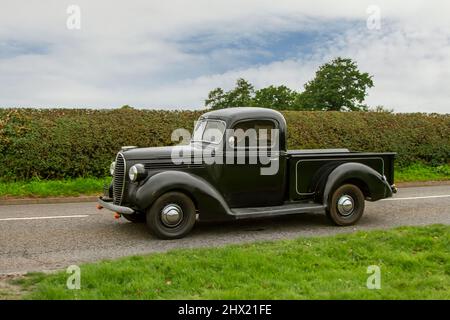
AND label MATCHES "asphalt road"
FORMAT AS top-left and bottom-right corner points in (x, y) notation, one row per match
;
(0, 185), (449, 274)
